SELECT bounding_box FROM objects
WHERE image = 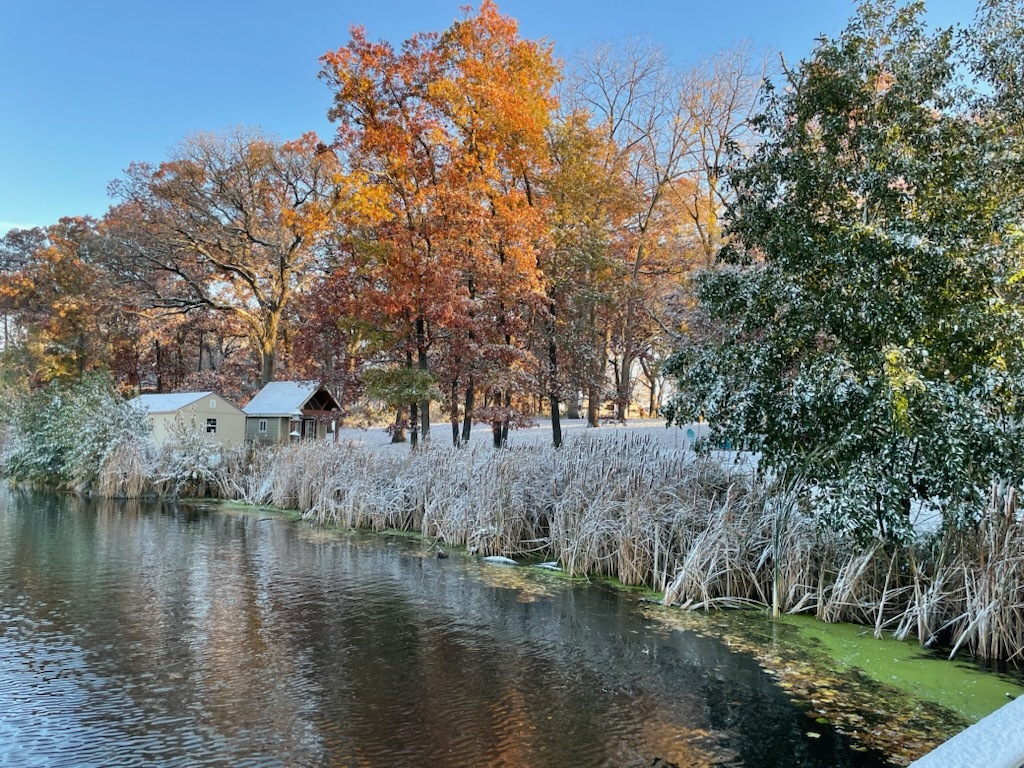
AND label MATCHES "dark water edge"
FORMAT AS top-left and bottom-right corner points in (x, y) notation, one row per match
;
(1, 490), (896, 767)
